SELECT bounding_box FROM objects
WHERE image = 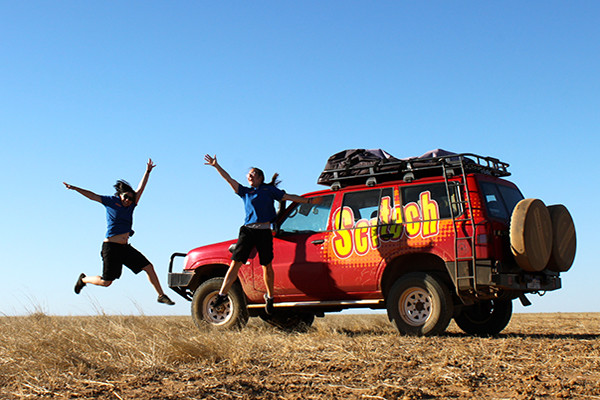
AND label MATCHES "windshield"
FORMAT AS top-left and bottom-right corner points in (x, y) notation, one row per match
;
(480, 181), (524, 220)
